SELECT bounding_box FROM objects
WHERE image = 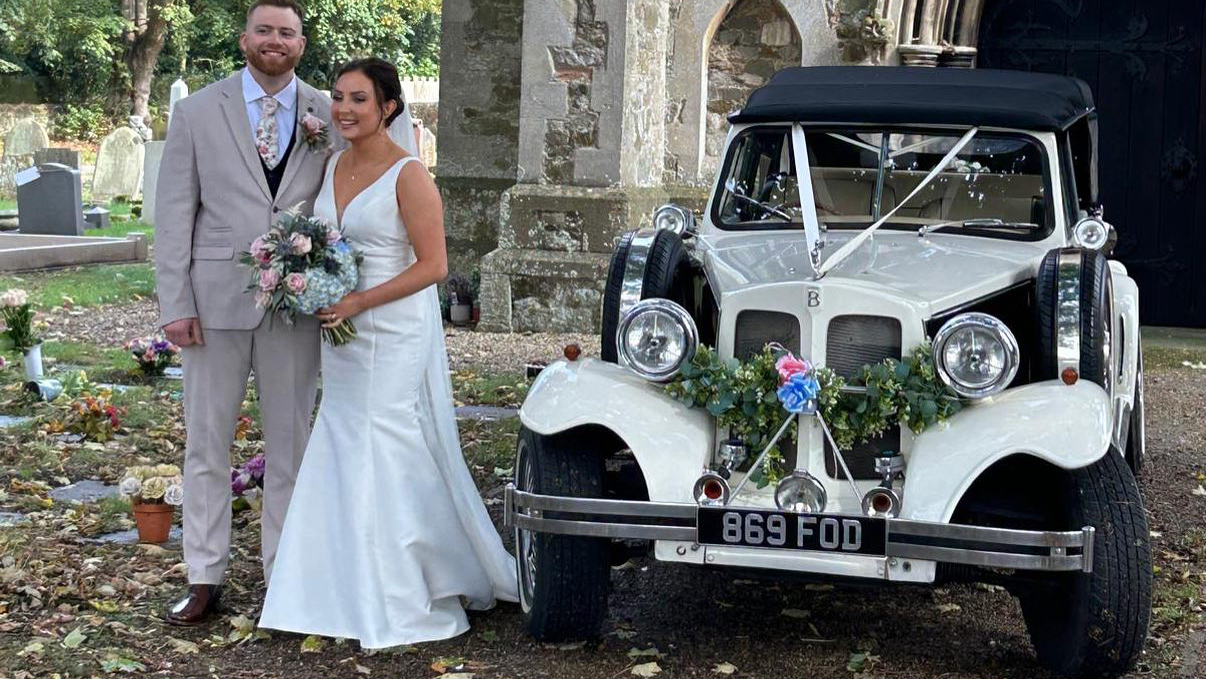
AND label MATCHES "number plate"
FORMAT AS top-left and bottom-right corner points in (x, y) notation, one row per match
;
(697, 507), (887, 556)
